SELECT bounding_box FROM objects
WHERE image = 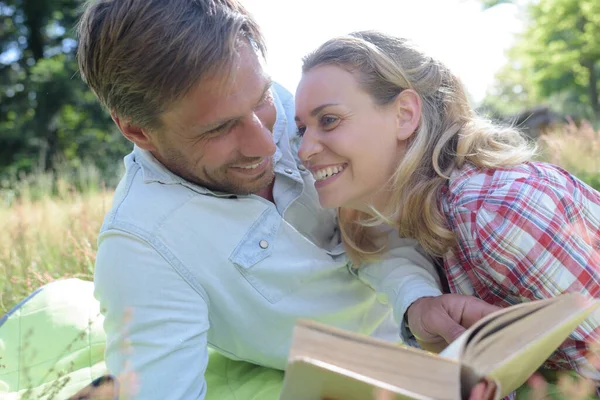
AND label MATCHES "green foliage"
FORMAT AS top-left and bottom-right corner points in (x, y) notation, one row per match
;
(0, 0), (130, 182)
(0, 161), (123, 206)
(482, 0), (600, 121)
(481, 0), (514, 9)
(577, 172), (600, 192)
(480, 57), (540, 116)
